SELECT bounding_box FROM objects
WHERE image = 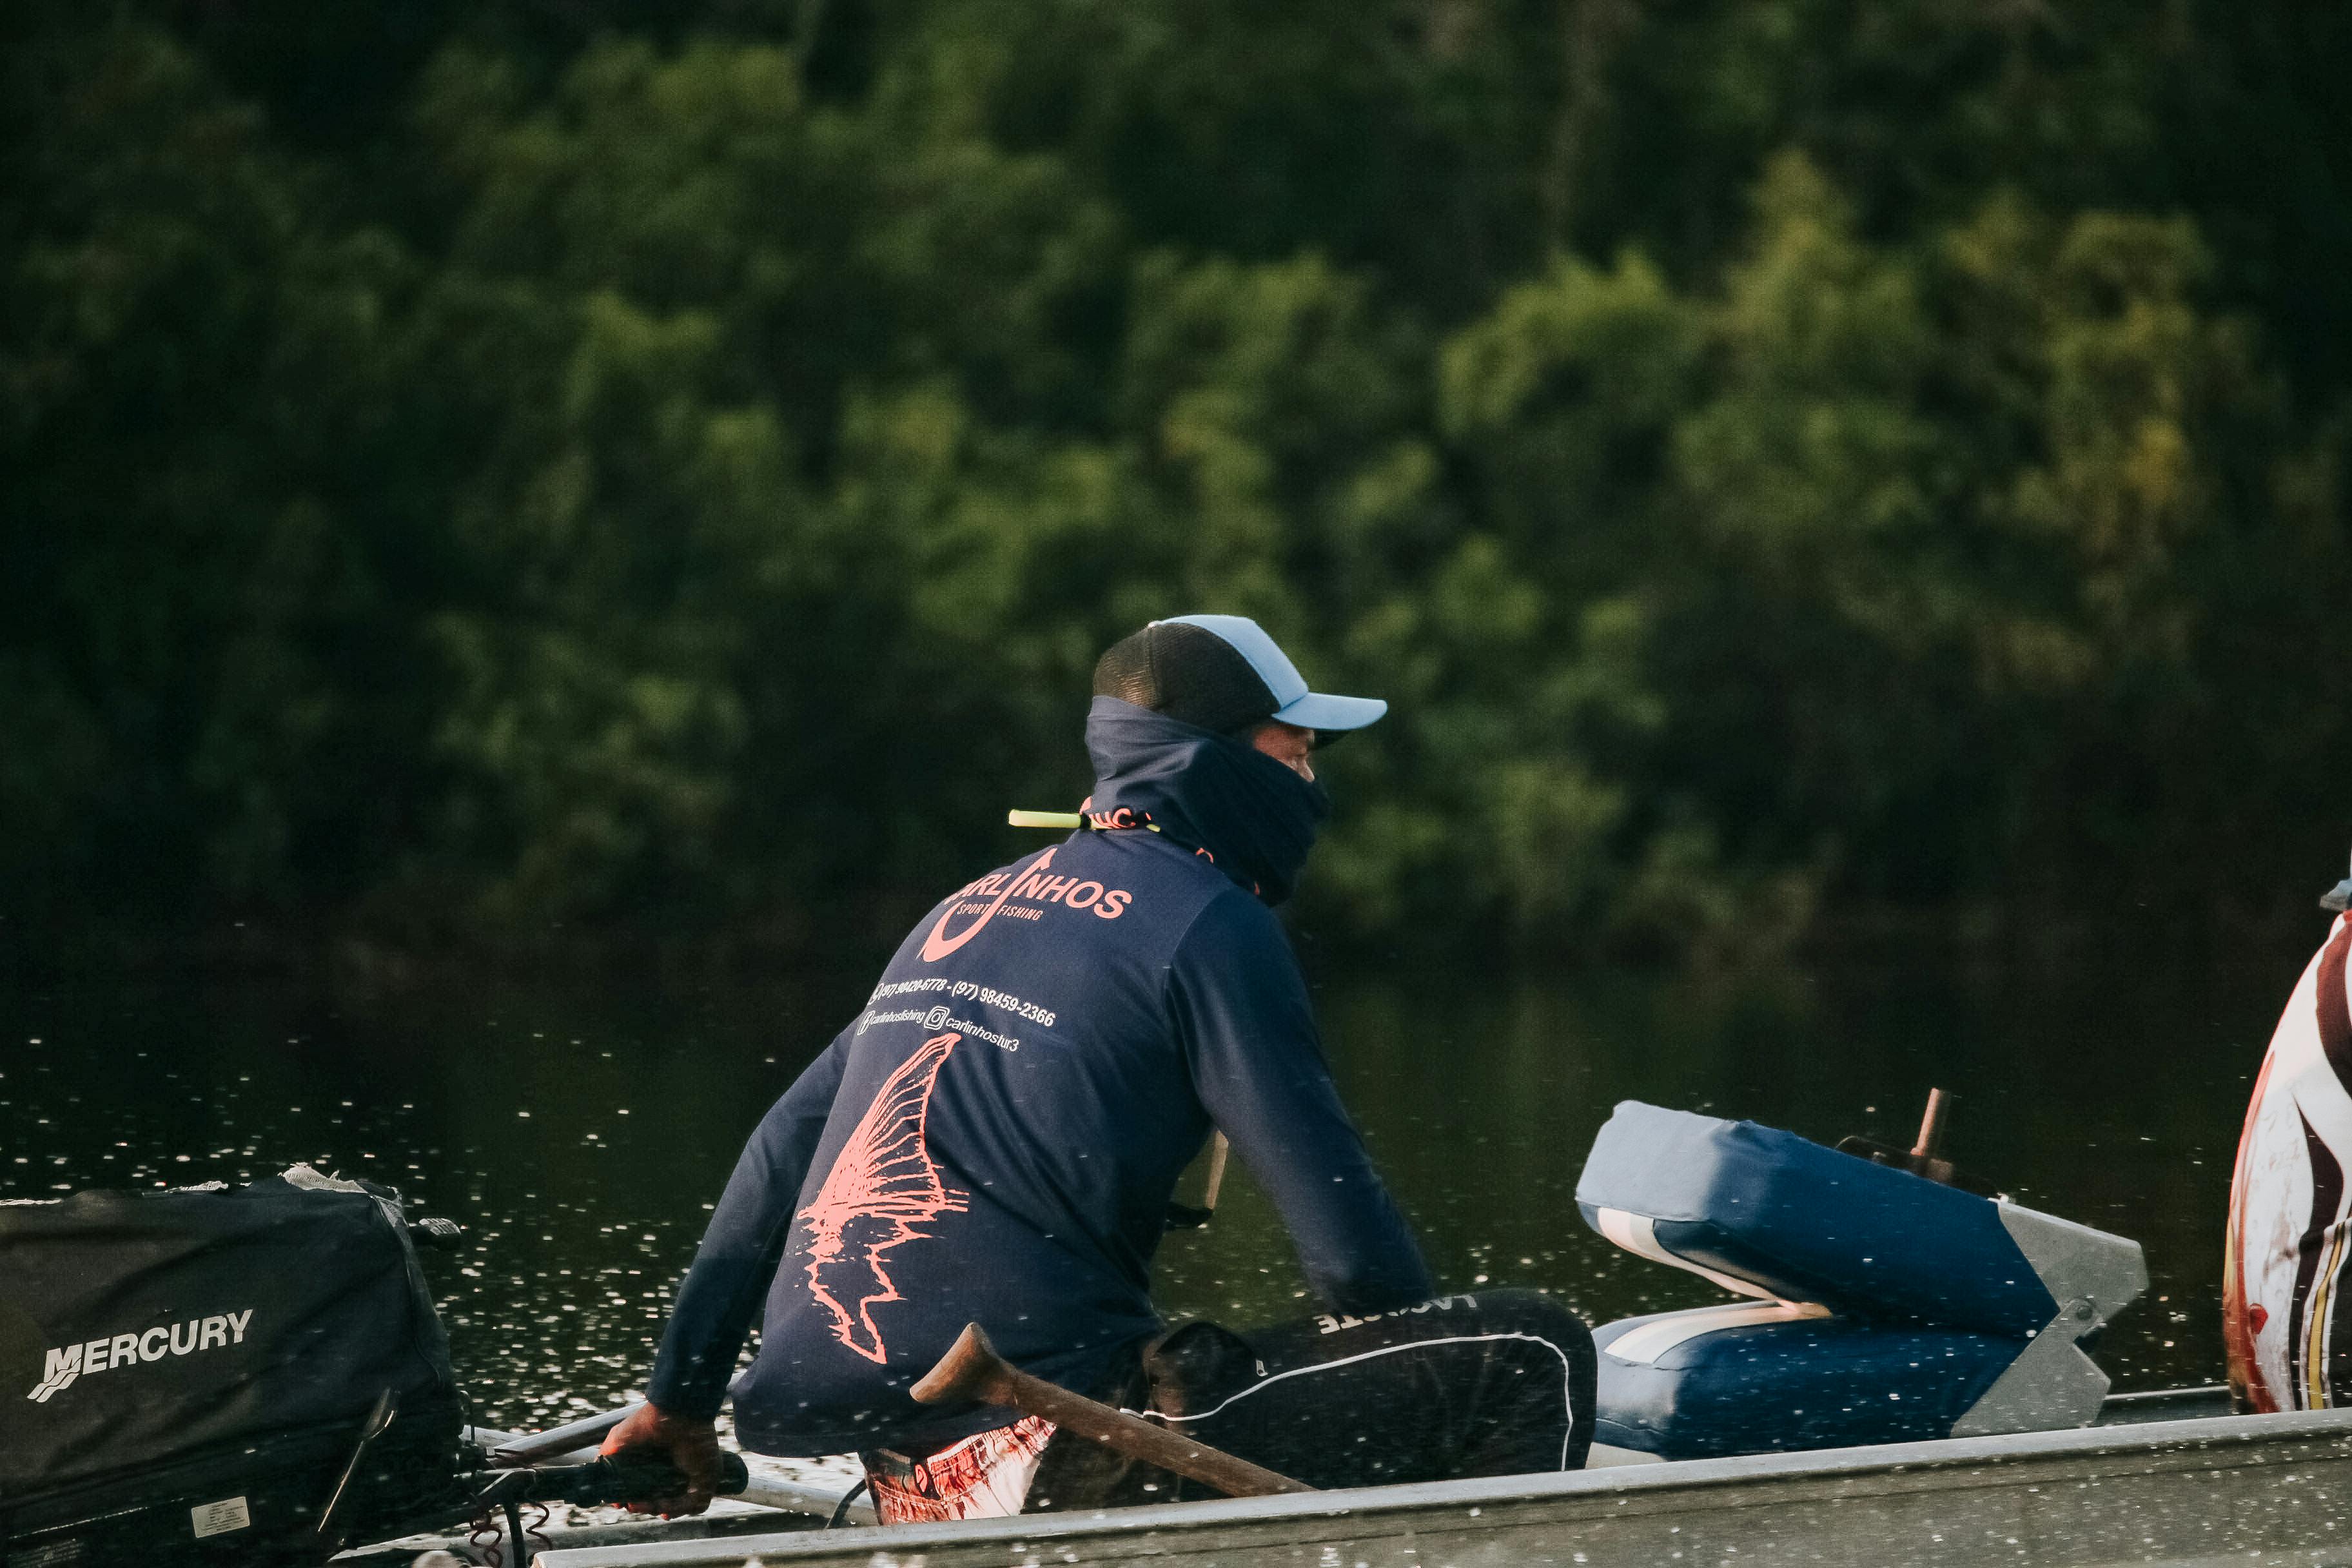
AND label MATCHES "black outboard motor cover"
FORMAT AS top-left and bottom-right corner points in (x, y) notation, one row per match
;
(0, 1166), (462, 1566)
